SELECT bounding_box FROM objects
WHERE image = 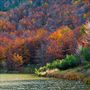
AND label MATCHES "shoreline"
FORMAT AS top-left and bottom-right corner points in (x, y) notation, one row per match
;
(0, 74), (48, 82)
